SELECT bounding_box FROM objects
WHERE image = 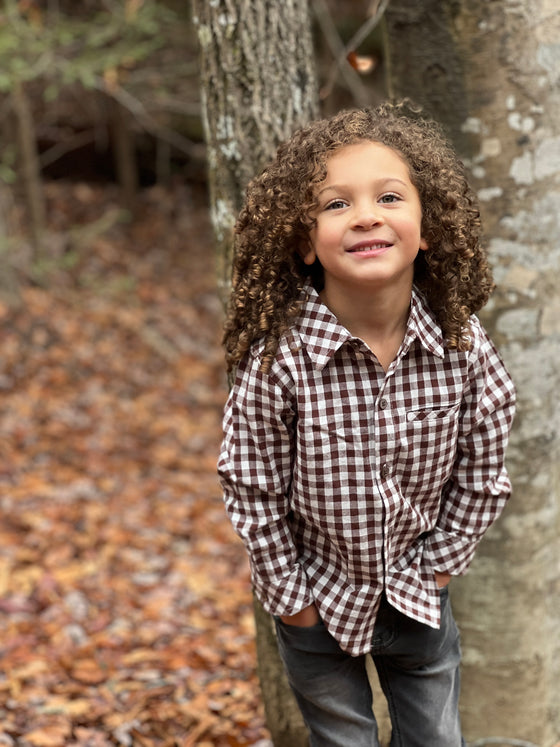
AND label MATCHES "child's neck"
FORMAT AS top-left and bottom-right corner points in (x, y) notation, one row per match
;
(320, 282), (412, 371)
